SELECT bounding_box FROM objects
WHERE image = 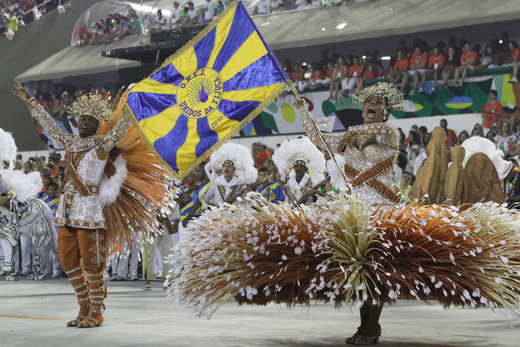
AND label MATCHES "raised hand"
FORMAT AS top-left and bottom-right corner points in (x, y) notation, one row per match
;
(337, 130), (354, 152)
(11, 83), (31, 102)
